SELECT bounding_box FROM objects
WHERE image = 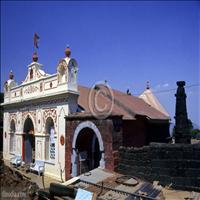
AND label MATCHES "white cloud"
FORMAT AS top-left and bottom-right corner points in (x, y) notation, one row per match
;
(153, 83), (169, 92)
(163, 83), (169, 87)
(155, 84), (161, 89)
